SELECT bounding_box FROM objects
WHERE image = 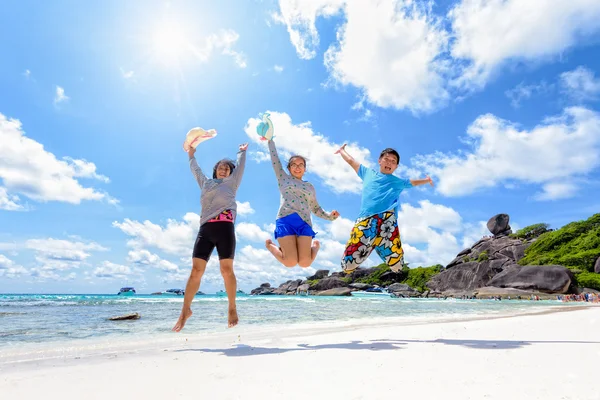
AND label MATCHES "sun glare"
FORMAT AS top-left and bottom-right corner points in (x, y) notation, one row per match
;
(151, 21), (191, 66)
